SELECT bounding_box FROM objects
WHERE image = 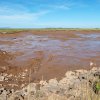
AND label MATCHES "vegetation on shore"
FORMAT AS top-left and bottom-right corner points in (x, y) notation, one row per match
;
(0, 28), (100, 34)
